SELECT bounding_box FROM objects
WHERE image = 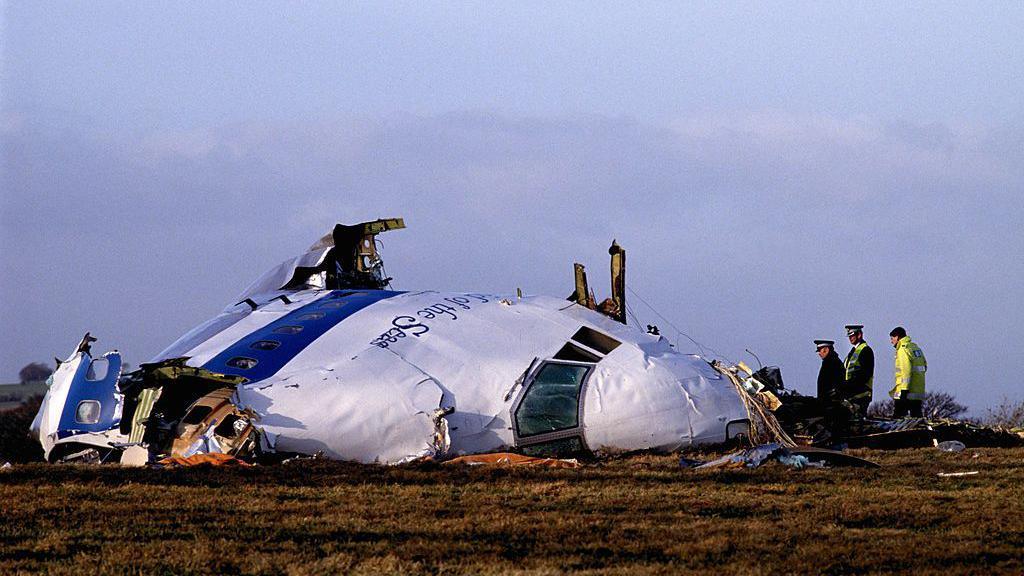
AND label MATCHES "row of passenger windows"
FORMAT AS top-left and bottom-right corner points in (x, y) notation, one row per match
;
(223, 296), (357, 370)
